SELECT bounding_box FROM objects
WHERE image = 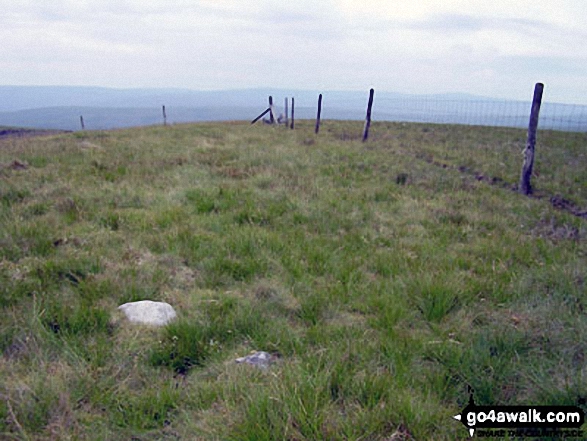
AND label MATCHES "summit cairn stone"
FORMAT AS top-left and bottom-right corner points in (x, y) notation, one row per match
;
(118, 300), (177, 326)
